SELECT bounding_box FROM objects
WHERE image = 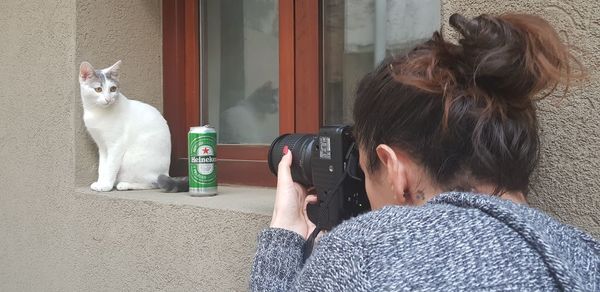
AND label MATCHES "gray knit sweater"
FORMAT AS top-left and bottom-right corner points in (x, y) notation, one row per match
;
(250, 192), (600, 291)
